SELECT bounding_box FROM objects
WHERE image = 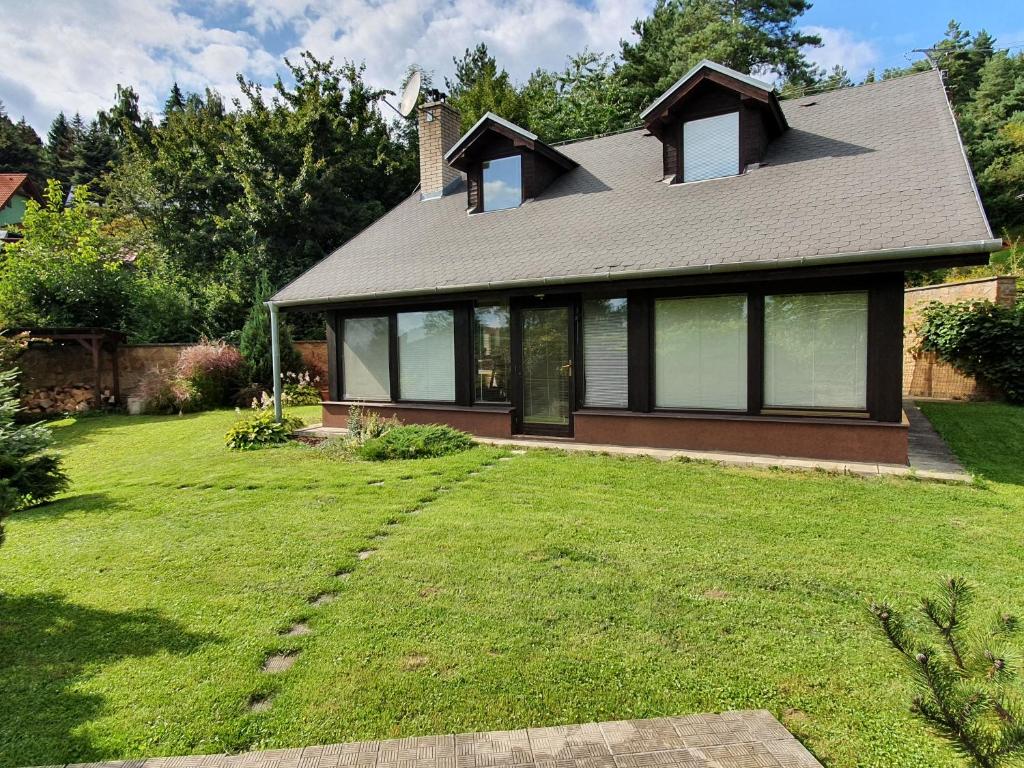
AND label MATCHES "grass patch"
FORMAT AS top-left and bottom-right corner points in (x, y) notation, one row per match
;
(1, 403), (1023, 767)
